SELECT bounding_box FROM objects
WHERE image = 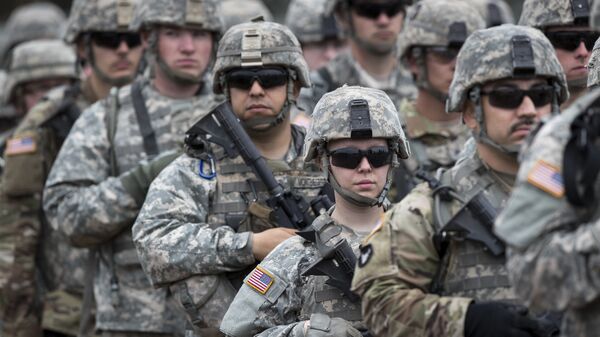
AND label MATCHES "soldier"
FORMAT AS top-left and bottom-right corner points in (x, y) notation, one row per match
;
(0, 2), (66, 66)
(388, 0), (484, 202)
(297, 0), (416, 116)
(219, 85), (410, 337)
(461, 0), (514, 27)
(520, 0), (598, 109)
(42, 0), (222, 335)
(493, 3), (600, 336)
(0, 0), (145, 335)
(285, 0), (347, 71)
(221, 0), (274, 31)
(132, 20), (328, 335)
(352, 24), (568, 337)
